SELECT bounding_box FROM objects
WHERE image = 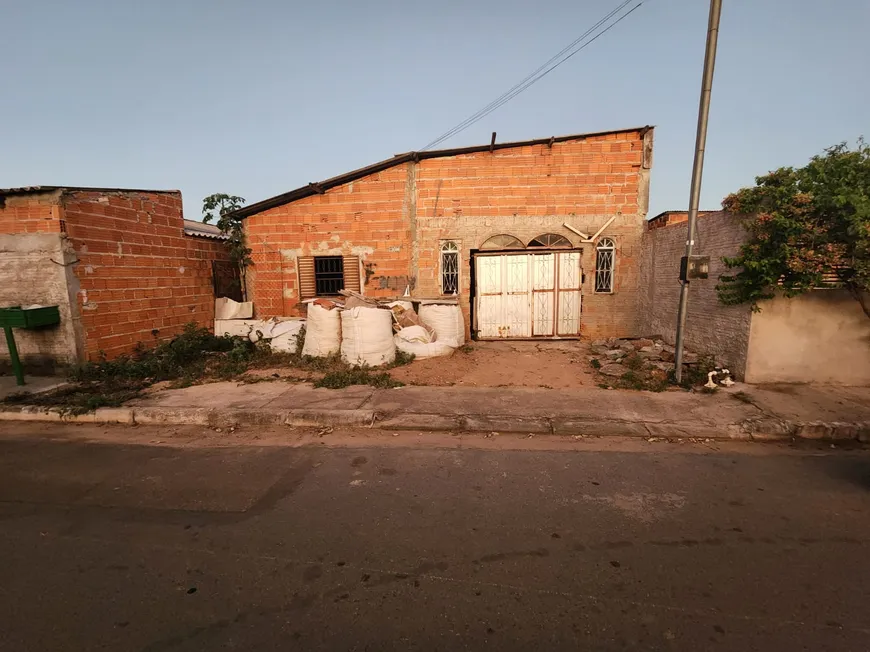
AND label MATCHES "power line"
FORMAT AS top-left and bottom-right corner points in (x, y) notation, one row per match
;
(421, 1), (645, 151)
(422, 0), (635, 151)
